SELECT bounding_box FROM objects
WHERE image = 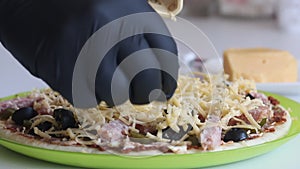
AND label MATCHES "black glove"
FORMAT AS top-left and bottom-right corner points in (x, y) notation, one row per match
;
(0, 0), (179, 107)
